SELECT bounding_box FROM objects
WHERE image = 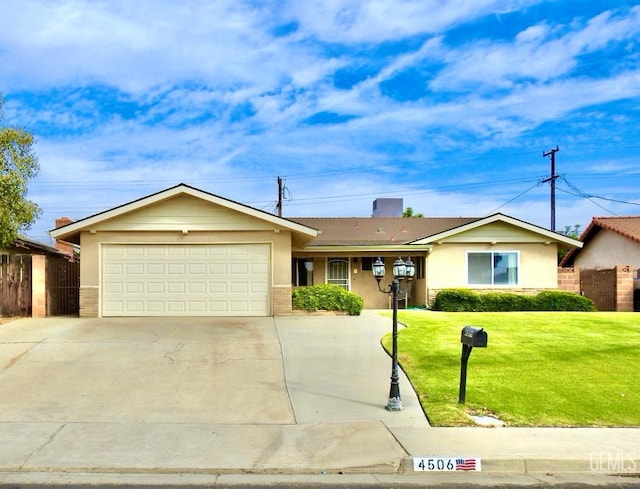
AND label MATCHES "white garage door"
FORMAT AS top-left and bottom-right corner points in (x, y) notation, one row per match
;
(102, 244), (271, 316)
